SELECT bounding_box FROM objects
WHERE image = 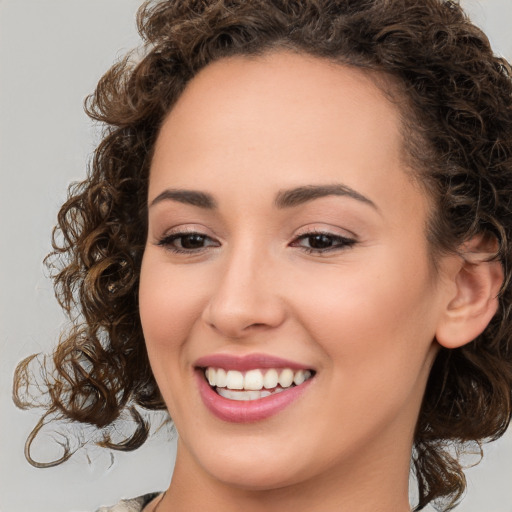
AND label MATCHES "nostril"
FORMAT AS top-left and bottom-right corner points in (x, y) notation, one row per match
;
(246, 322), (268, 330)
